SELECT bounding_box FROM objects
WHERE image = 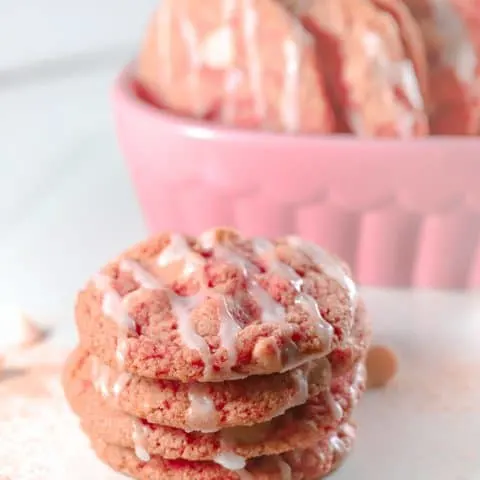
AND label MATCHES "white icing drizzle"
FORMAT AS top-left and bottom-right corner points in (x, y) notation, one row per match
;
(277, 458), (293, 480)
(347, 110), (364, 136)
(251, 238), (333, 344)
(349, 363), (366, 403)
(329, 432), (347, 458)
(198, 0), (236, 71)
(94, 275), (135, 368)
(120, 257), (213, 379)
(91, 356), (110, 398)
(214, 452), (247, 471)
(248, 280), (286, 323)
(186, 383), (220, 432)
(202, 239), (287, 325)
(157, 234), (204, 278)
(129, 237), (246, 379)
(163, 302), (210, 372)
(202, 27), (235, 69)
(120, 259), (160, 290)
(115, 336), (129, 368)
(431, 0), (477, 84)
(91, 356), (131, 401)
(398, 60), (423, 110)
(241, 0), (266, 122)
(280, 341), (309, 373)
(95, 276), (136, 332)
(291, 368), (309, 407)
(339, 421), (356, 439)
(176, 293), (214, 376)
(361, 29), (422, 135)
(285, 236), (357, 305)
(281, 23), (302, 132)
(395, 62), (420, 136)
(217, 295), (242, 370)
(312, 445), (328, 465)
(132, 420), (151, 462)
(198, 228), (217, 250)
(324, 390), (344, 422)
(164, 243), (243, 375)
(112, 372), (132, 399)
(198, 228), (218, 250)
(178, 8), (203, 117)
(198, 234), (337, 370)
(262, 364), (313, 419)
